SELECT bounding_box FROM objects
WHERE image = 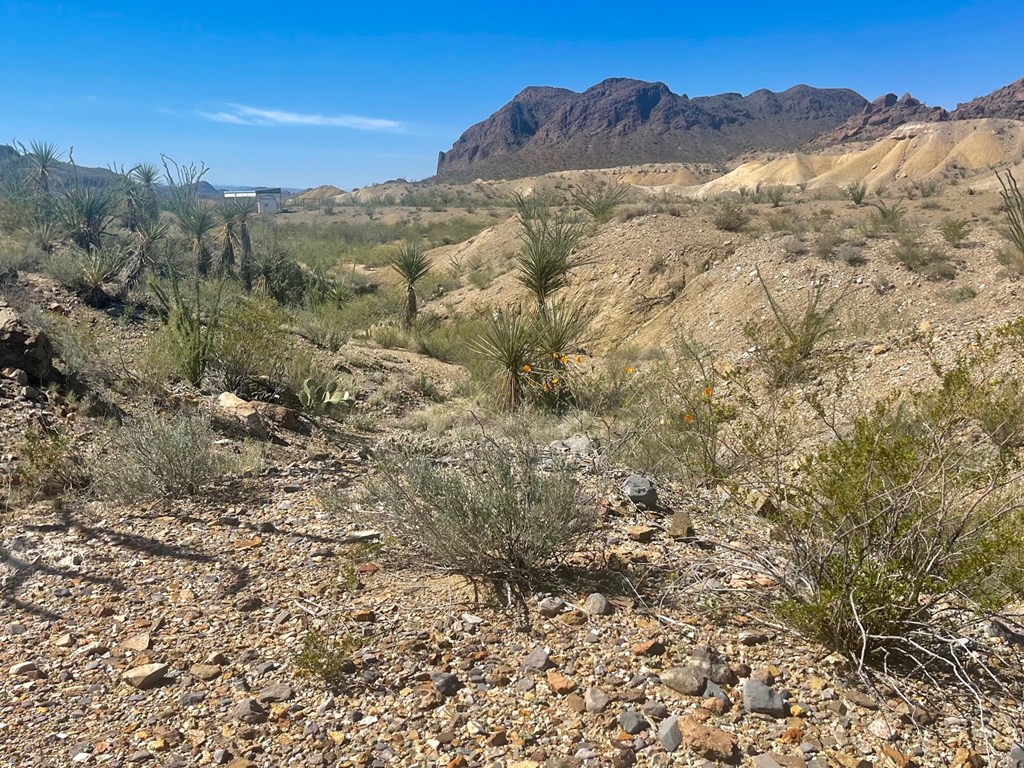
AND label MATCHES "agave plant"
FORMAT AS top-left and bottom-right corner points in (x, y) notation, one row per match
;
(388, 241), (431, 328)
(22, 215), (64, 253)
